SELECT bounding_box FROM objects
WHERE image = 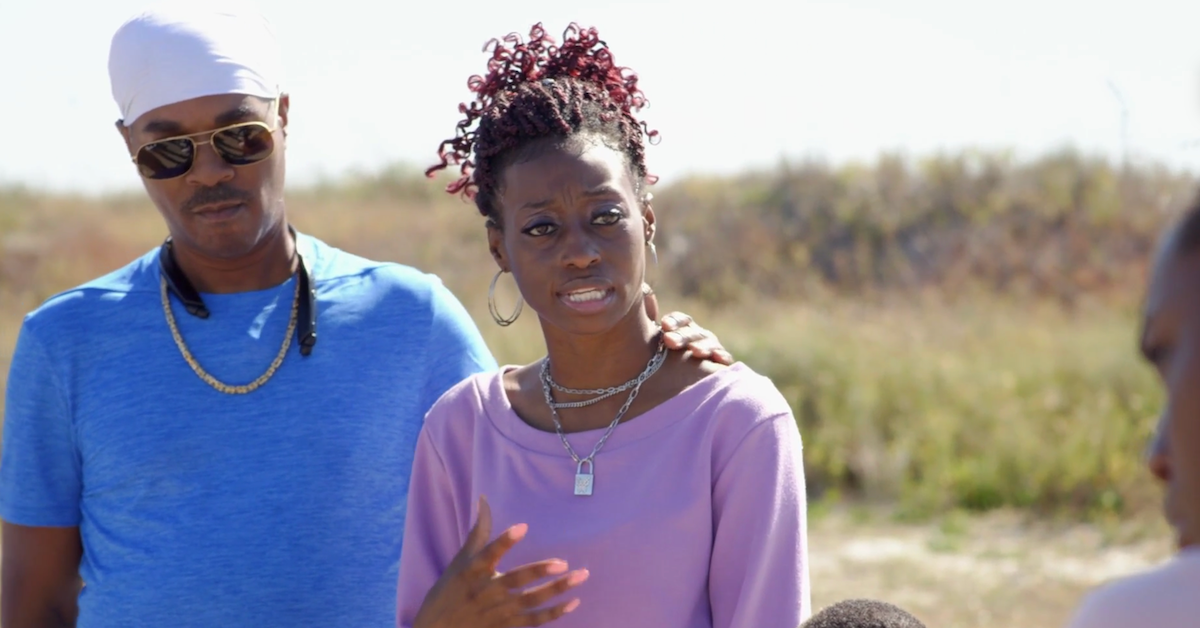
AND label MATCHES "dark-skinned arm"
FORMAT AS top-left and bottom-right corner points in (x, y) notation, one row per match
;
(1, 522), (83, 628)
